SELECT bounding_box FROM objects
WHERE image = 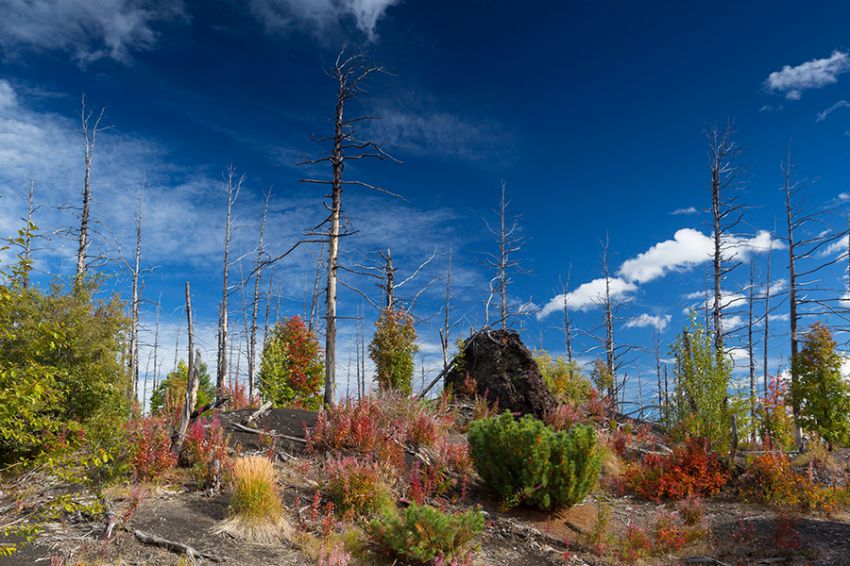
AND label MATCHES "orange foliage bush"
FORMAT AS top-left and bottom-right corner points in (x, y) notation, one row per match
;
(621, 437), (729, 501)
